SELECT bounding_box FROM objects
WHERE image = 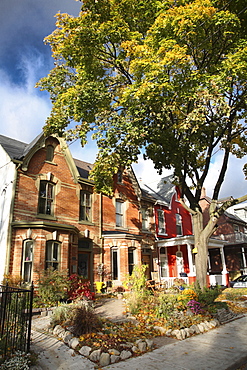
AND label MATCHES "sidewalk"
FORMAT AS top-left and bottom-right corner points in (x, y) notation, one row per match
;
(30, 299), (247, 370)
